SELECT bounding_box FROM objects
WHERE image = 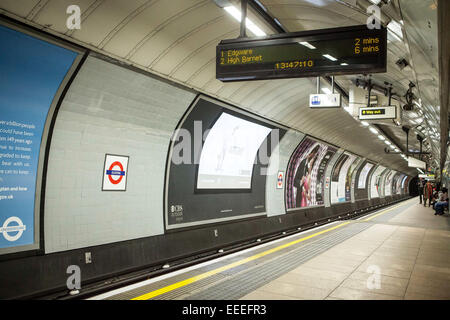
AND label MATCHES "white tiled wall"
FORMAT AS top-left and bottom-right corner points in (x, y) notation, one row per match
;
(44, 56), (195, 253)
(266, 130), (305, 217)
